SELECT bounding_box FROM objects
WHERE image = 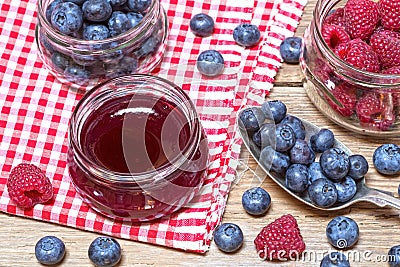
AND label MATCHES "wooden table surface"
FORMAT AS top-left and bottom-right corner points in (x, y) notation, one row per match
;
(2, 1), (400, 266)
